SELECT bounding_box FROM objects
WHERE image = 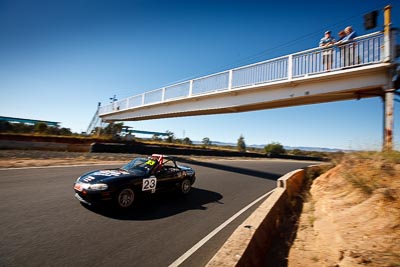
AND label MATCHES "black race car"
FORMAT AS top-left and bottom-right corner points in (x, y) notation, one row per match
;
(73, 154), (196, 208)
